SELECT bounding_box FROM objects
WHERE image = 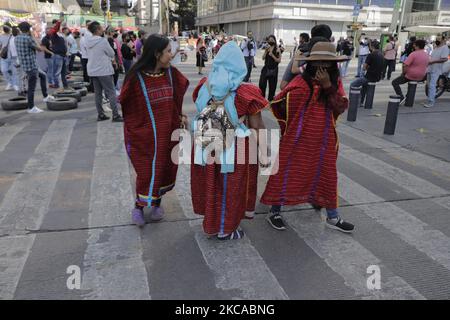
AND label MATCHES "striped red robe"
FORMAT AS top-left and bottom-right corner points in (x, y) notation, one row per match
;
(261, 75), (348, 209)
(121, 67), (189, 207)
(191, 78), (268, 236)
